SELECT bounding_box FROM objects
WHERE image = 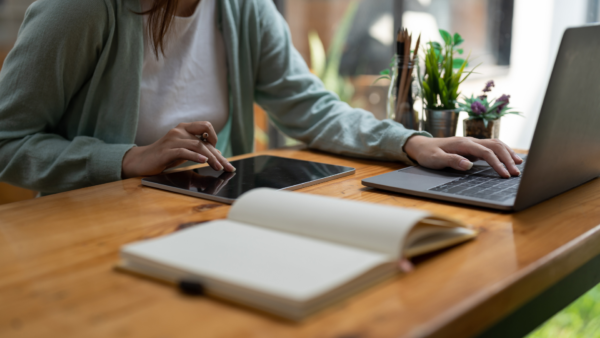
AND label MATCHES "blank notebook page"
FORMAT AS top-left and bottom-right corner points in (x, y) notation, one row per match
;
(122, 220), (390, 302)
